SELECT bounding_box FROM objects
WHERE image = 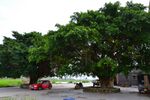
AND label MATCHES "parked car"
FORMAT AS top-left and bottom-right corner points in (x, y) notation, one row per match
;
(29, 80), (52, 90)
